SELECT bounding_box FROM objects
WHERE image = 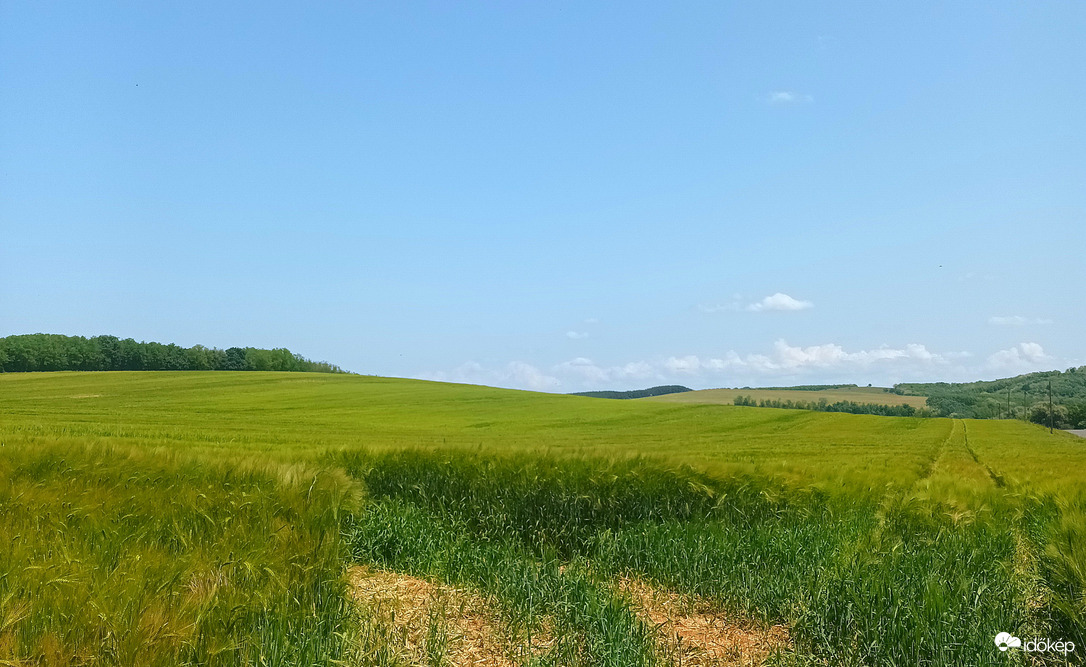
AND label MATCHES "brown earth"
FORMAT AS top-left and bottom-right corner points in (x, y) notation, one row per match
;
(347, 566), (789, 666)
(619, 578), (791, 666)
(347, 565), (548, 666)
